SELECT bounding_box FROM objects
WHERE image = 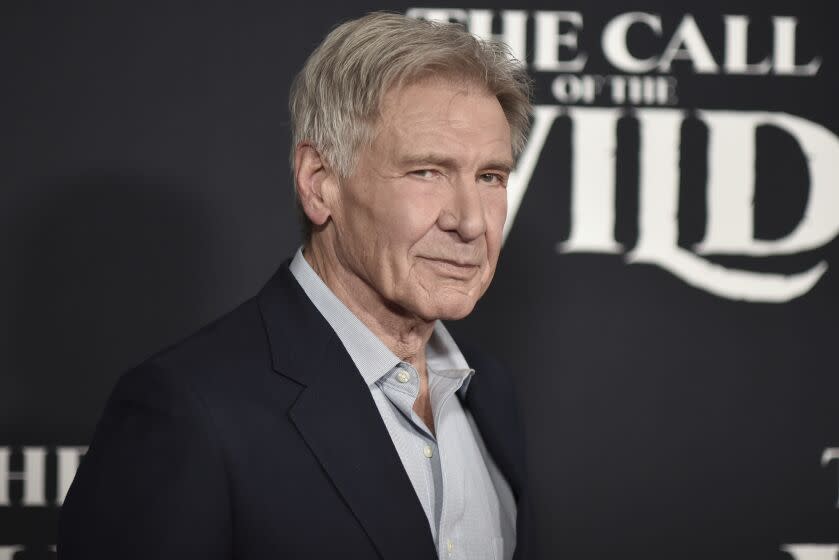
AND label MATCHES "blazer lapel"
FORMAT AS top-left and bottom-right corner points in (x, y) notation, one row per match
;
(257, 262), (437, 560)
(459, 360), (524, 502)
(458, 348), (533, 559)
